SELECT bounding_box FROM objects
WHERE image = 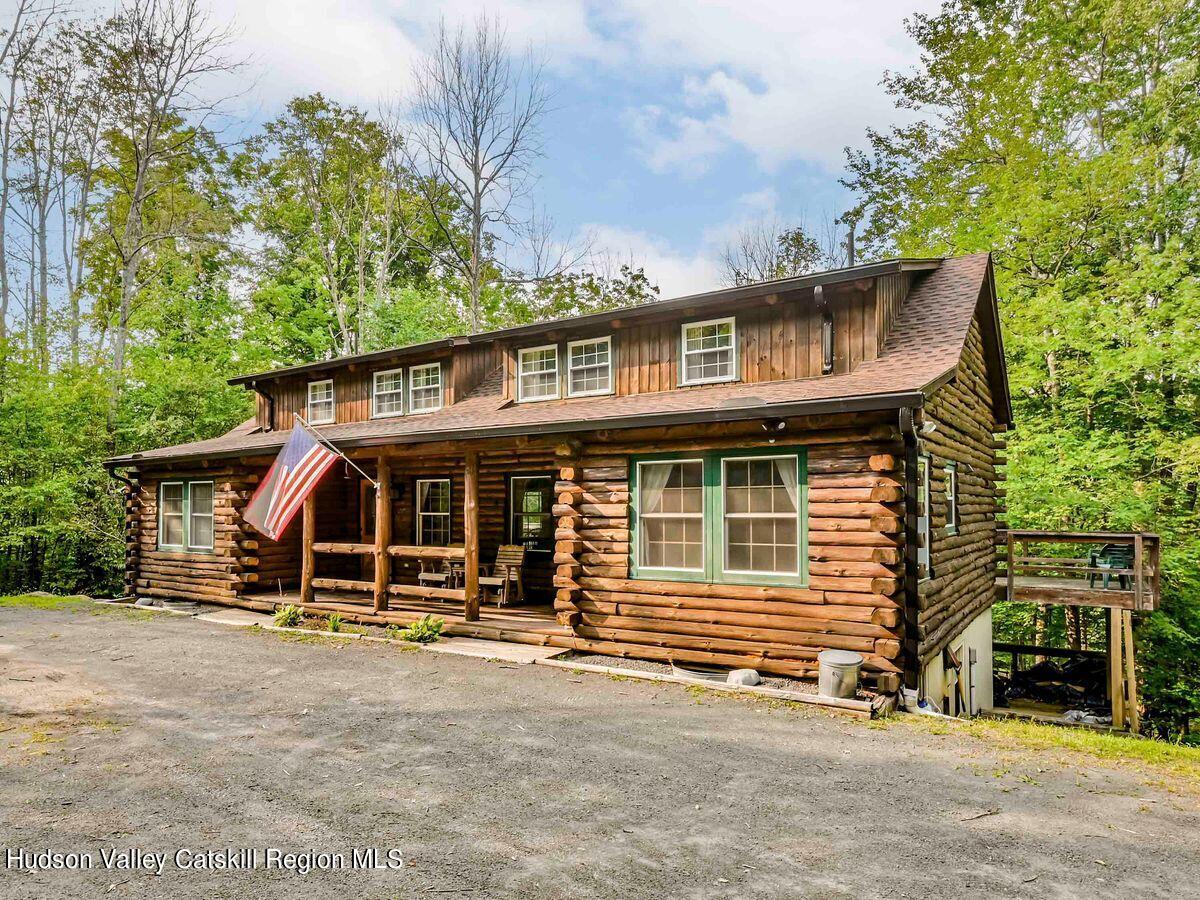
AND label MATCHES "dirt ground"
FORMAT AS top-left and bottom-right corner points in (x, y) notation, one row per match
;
(1, 601), (1198, 899)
